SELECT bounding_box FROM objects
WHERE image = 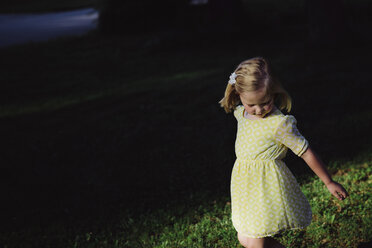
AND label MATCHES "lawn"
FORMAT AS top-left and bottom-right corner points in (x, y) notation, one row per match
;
(0, 2), (371, 247)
